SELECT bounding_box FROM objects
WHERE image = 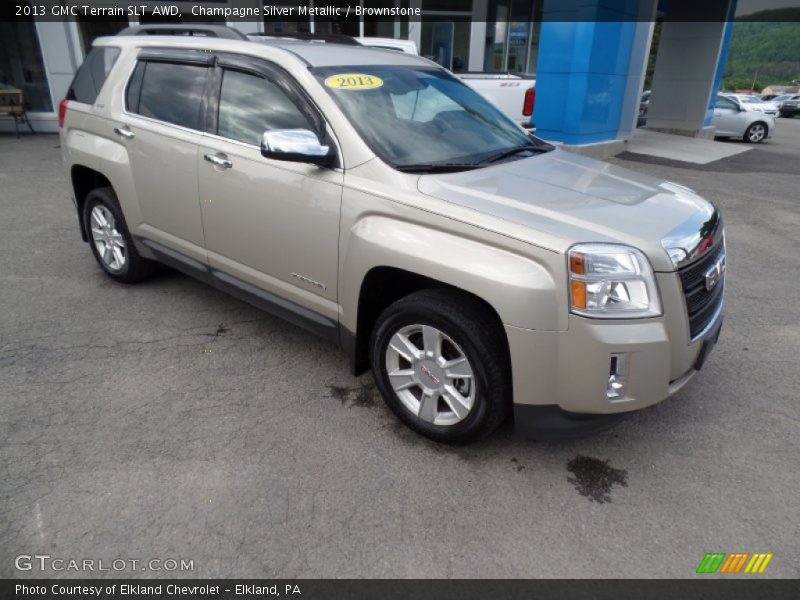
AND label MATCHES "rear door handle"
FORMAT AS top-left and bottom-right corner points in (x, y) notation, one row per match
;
(204, 153), (233, 169)
(113, 126), (134, 140)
